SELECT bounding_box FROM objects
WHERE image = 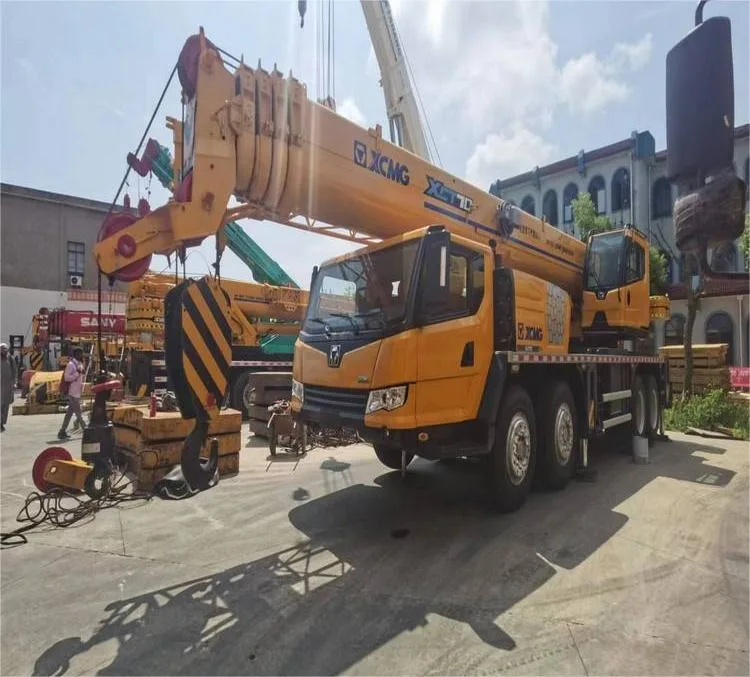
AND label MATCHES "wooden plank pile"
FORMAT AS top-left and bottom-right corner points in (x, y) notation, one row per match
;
(246, 372), (292, 438)
(110, 405), (242, 489)
(659, 343), (730, 394)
